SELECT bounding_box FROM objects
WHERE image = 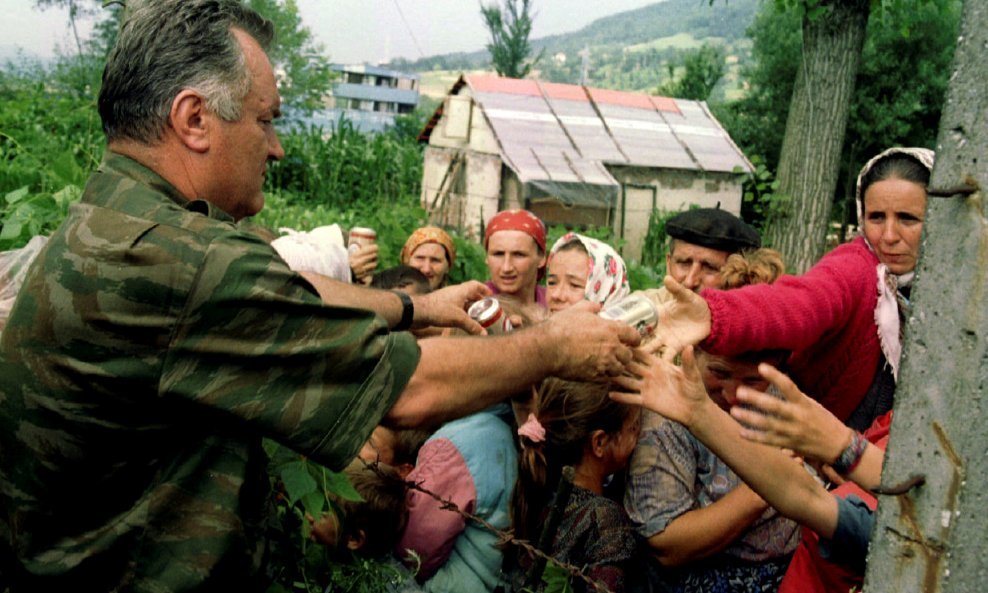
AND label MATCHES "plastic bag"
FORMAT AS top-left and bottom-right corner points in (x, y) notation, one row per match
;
(271, 225), (352, 282)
